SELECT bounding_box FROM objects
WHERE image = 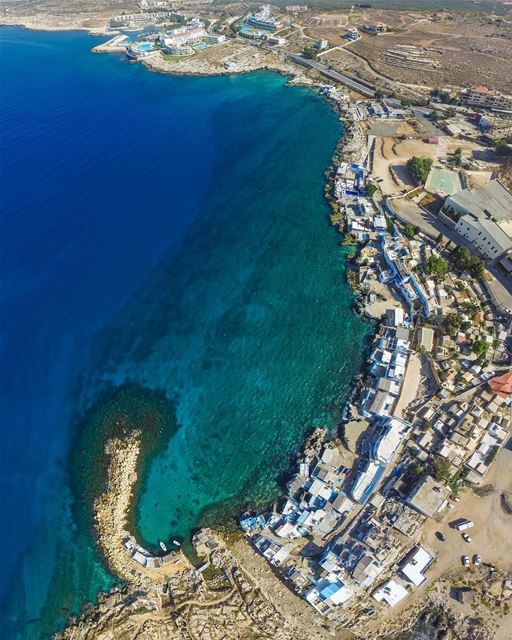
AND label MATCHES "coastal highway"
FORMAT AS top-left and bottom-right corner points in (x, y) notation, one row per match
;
(285, 53), (376, 98)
